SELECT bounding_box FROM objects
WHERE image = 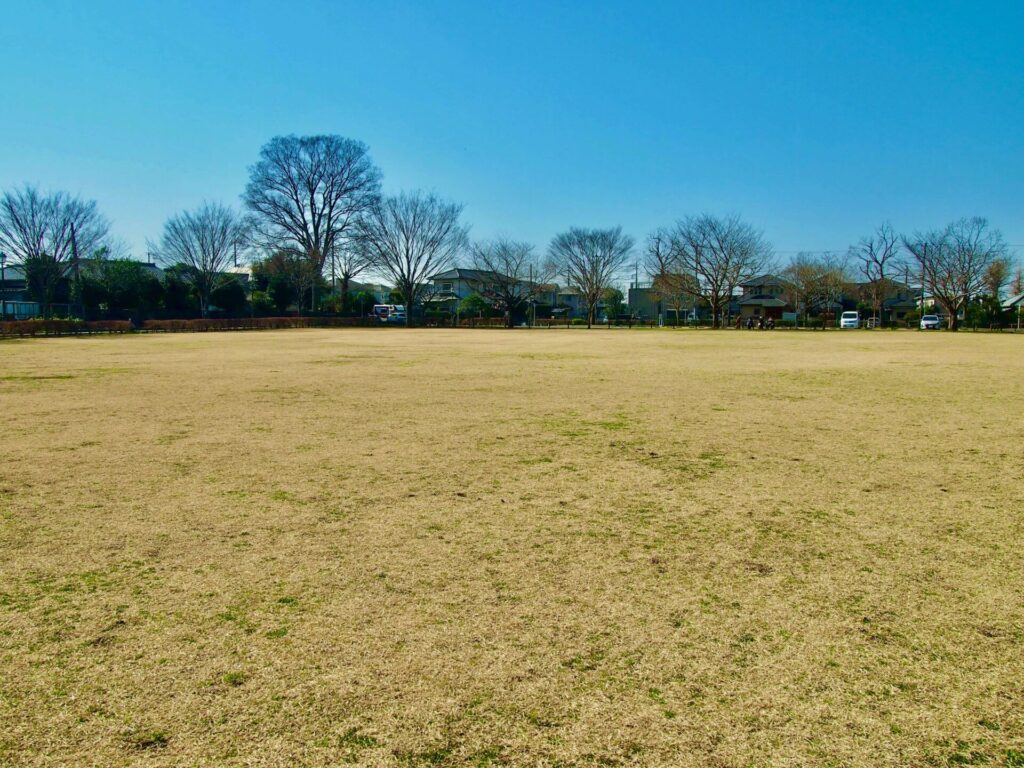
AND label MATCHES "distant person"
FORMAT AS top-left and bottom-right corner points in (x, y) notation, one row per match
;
(746, 317), (754, 330)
